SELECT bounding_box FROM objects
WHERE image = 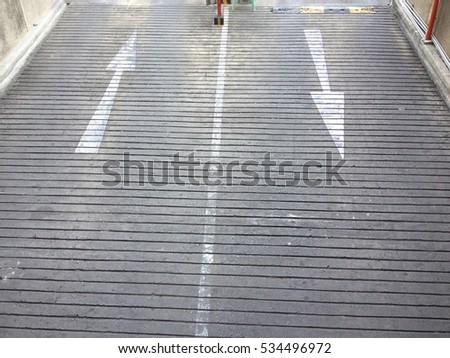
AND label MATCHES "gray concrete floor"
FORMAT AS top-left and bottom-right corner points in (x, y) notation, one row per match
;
(69, 0), (391, 5)
(0, 3), (449, 337)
